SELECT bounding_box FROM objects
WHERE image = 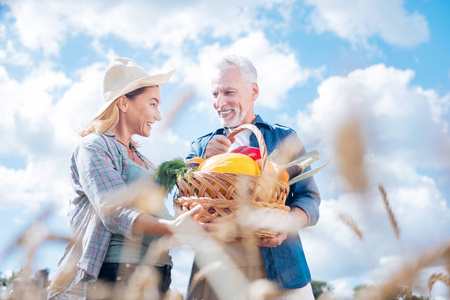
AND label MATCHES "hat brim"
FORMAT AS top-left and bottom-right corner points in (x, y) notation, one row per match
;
(92, 70), (176, 120)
